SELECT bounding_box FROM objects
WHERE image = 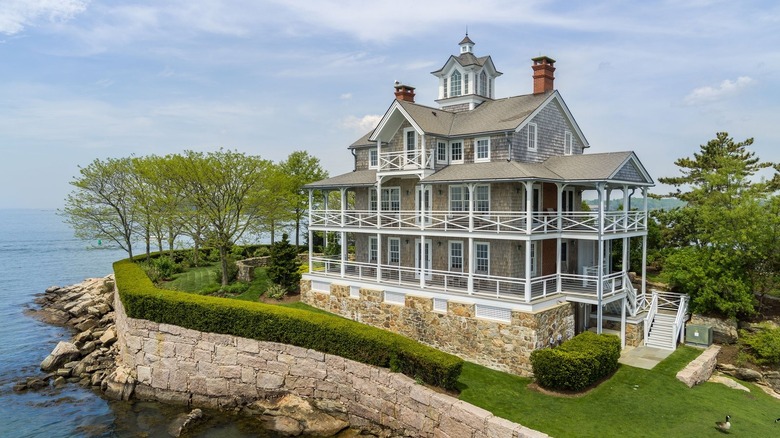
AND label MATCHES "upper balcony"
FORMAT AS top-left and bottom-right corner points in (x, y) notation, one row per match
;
(309, 209), (647, 236)
(378, 149), (433, 174)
